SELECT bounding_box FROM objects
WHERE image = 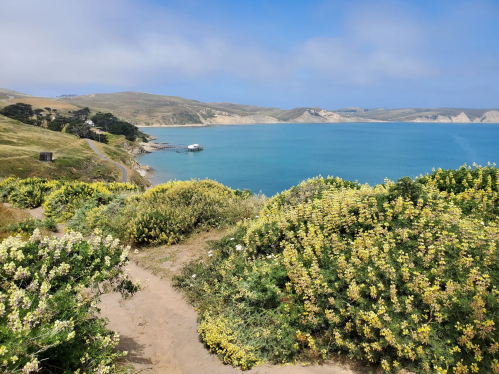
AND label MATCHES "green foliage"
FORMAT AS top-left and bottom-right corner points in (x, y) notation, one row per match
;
(2, 217), (57, 234)
(174, 169), (499, 373)
(91, 112), (143, 141)
(0, 103), (35, 125)
(124, 180), (263, 245)
(0, 230), (140, 373)
(0, 177), (59, 209)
